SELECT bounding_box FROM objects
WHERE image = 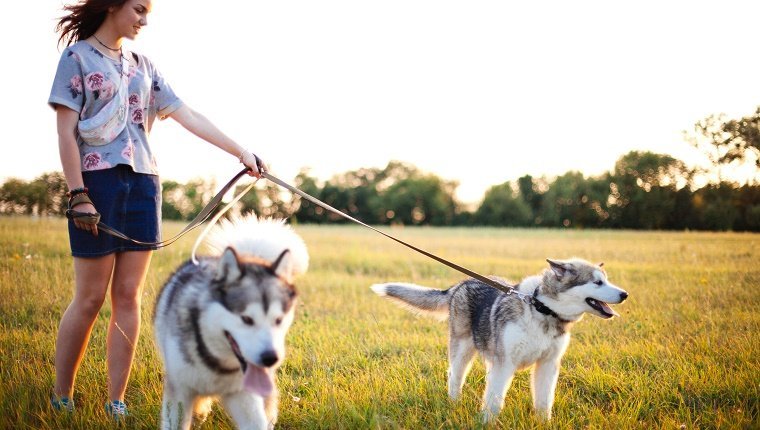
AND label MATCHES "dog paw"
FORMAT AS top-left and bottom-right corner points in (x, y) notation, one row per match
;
(479, 409), (496, 424)
(535, 408), (552, 421)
